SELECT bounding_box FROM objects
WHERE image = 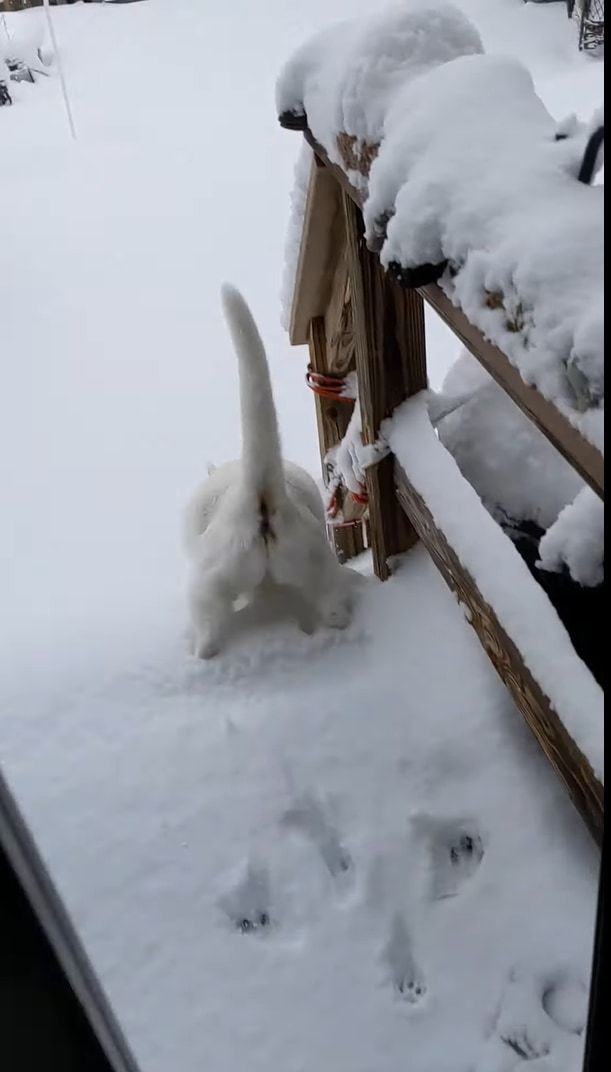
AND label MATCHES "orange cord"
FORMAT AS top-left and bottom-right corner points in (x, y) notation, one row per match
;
(306, 367), (354, 402)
